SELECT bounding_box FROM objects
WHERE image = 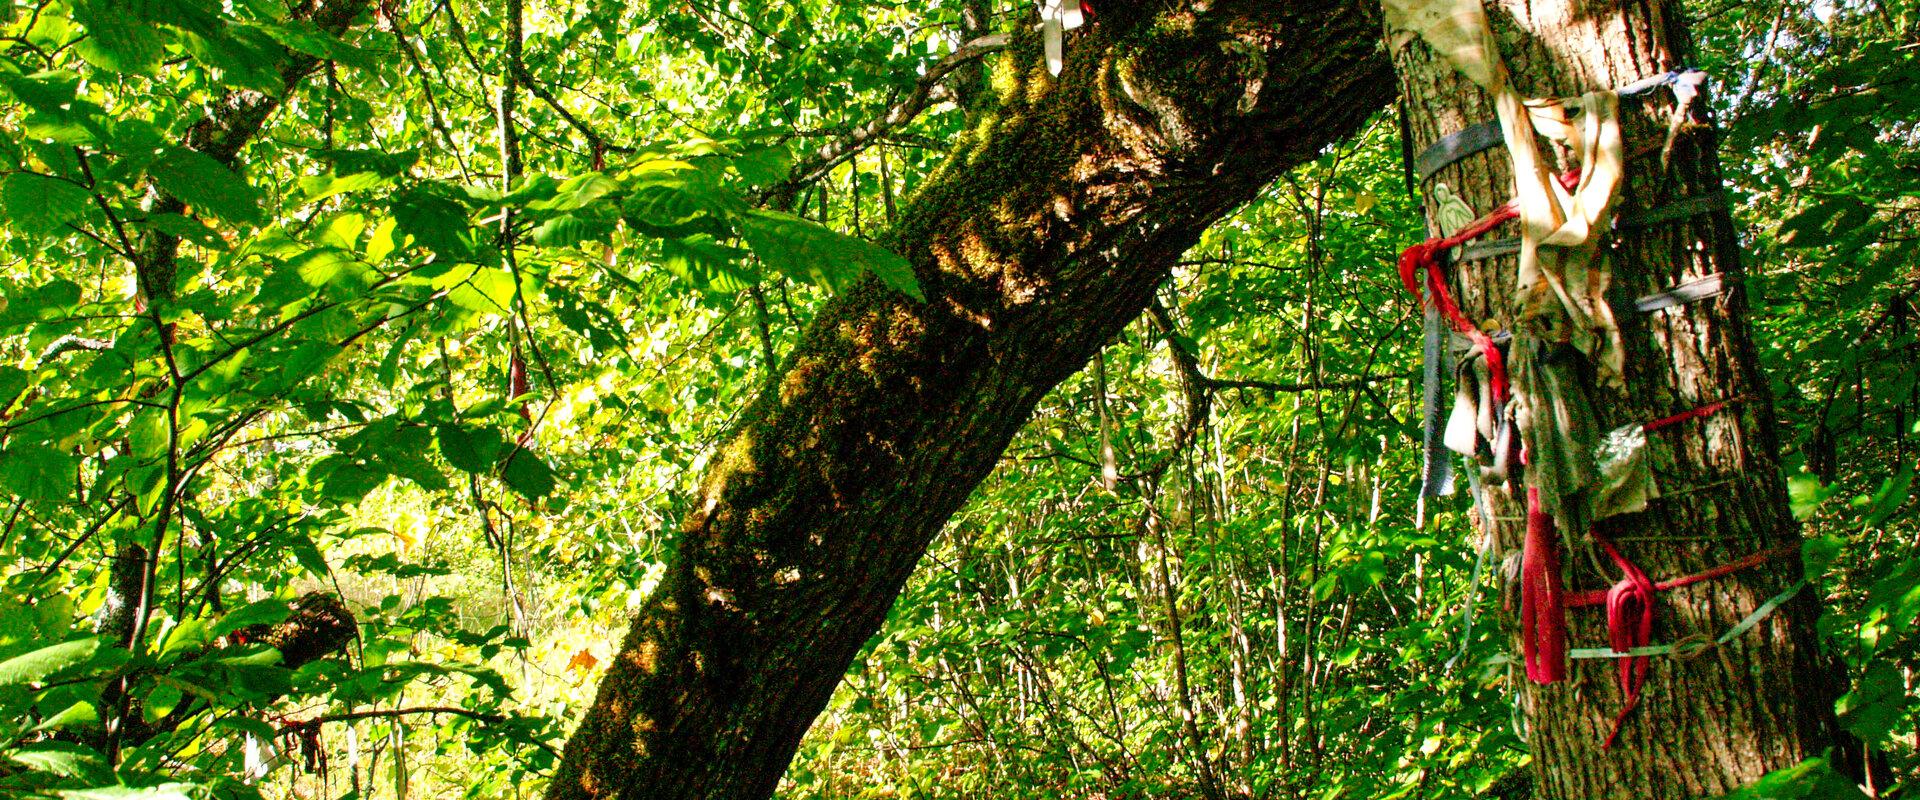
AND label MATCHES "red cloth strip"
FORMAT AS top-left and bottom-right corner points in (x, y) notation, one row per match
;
(1564, 542), (1798, 607)
(1643, 398), (1736, 432)
(1521, 487), (1568, 684)
(1395, 169), (1584, 408)
(1594, 532), (1655, 748)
